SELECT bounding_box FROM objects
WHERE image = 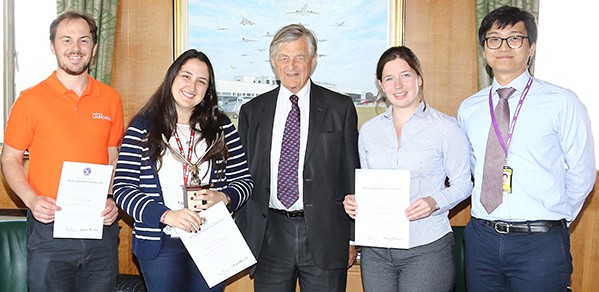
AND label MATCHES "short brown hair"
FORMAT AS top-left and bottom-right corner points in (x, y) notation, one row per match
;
(49, 11), (98, 44)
